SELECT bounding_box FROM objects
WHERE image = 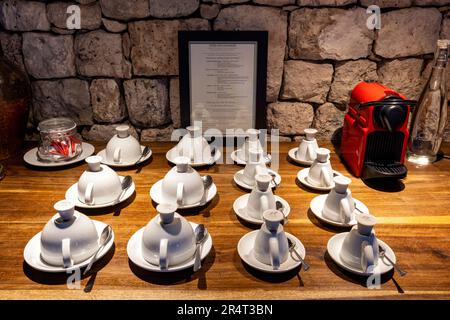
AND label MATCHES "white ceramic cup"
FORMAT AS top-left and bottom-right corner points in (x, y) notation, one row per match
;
(161, 156), (205, 206)
(253, 210), (289, 269)
(142, 204), (196, 269)
(241, 148), (268, 186)
(238, 129), (264, 162)
(246, 175), (276, 220)
(339, 214), (380, 273)
(105, 125), (142, 164)
(322, 176), (356, 224)
(176, 126), (211, 163)
(307, 148), (334, 187)
(40, 200), (99, 267)
(77, 156), (122, 205)
(297, 128), (319, 162)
